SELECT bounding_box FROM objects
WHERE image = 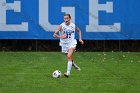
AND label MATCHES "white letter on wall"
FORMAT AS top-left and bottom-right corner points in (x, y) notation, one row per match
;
(0, 0), (28, 31)
(86, 0), (121, 32)
(39, 0), (75, 32)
